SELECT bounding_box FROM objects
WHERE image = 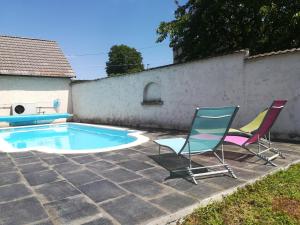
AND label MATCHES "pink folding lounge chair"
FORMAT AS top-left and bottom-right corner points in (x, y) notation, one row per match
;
(224, 100), (287, 166)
